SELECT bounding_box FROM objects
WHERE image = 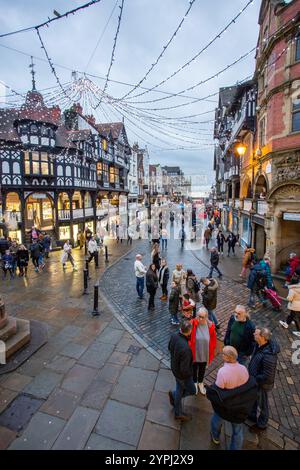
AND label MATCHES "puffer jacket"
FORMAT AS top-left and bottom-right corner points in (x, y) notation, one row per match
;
(259, 260), (273, 289)
(202, 279), (218, 310)
(248, 340), (280, 391)
(242, 248), (255, 268)
(210, 251), (219, 267)
(247, 263), (266, 291)
(169, 286), (180, 315)
(186, 276), (200, 303)
(287, 283), (300, 312)
(224, 315), (256, 357)
(206, 376), (258, 424)
(146, 268), (158, 292)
